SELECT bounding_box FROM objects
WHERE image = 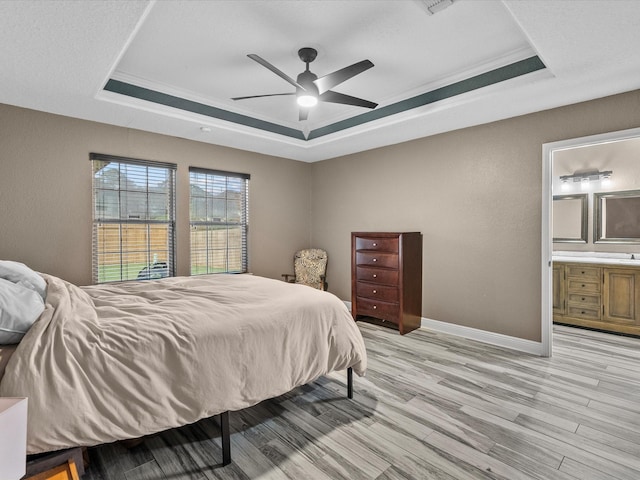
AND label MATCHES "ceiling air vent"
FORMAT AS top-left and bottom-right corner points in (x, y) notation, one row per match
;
(416, 0), (454, 15)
